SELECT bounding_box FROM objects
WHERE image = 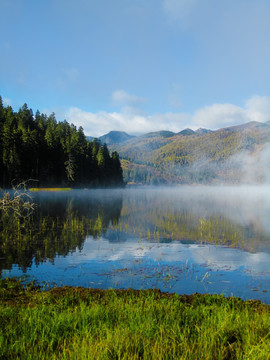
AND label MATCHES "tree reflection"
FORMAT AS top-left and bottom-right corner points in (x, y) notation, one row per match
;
(1, 188), (270, 276)
(0, 190), (123, 273)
